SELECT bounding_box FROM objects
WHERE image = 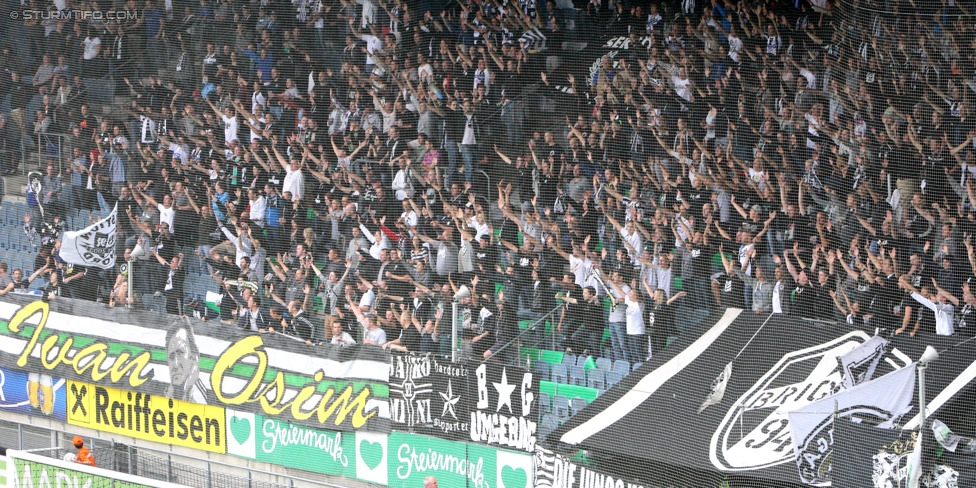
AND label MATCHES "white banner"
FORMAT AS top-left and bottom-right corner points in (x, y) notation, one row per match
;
(59, 204), (118, 269)
(788, 363), (917, 486)
(838, 335), (888, 388)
